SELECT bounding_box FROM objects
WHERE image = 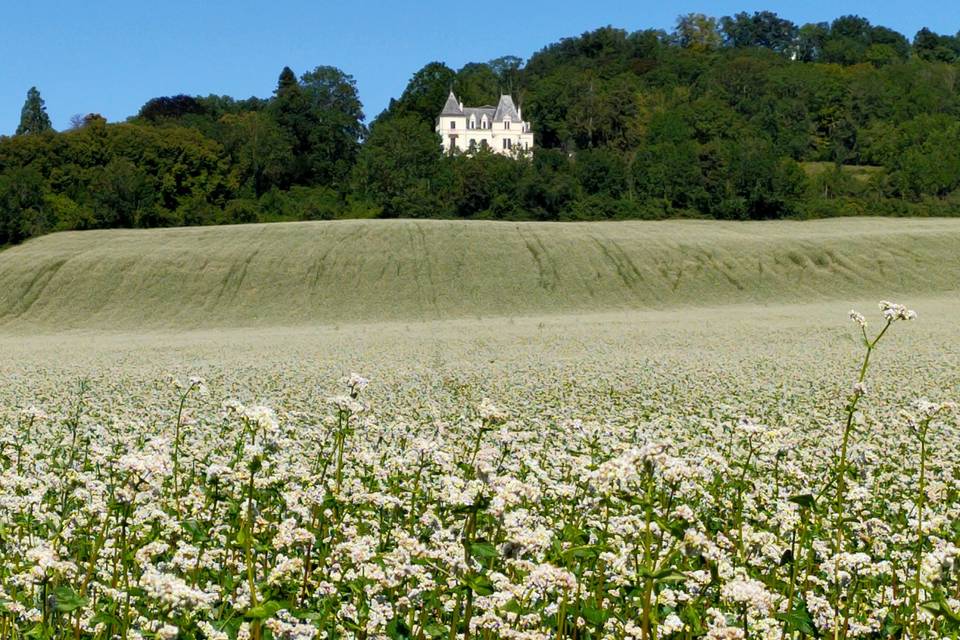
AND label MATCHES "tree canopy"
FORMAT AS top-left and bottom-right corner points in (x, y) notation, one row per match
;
(16, 87), (53, 136)
(4, 12), (960, 247)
